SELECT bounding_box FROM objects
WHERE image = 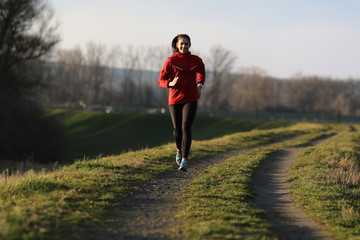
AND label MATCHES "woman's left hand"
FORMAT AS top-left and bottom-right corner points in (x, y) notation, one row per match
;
(197, 85), (202, 98)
